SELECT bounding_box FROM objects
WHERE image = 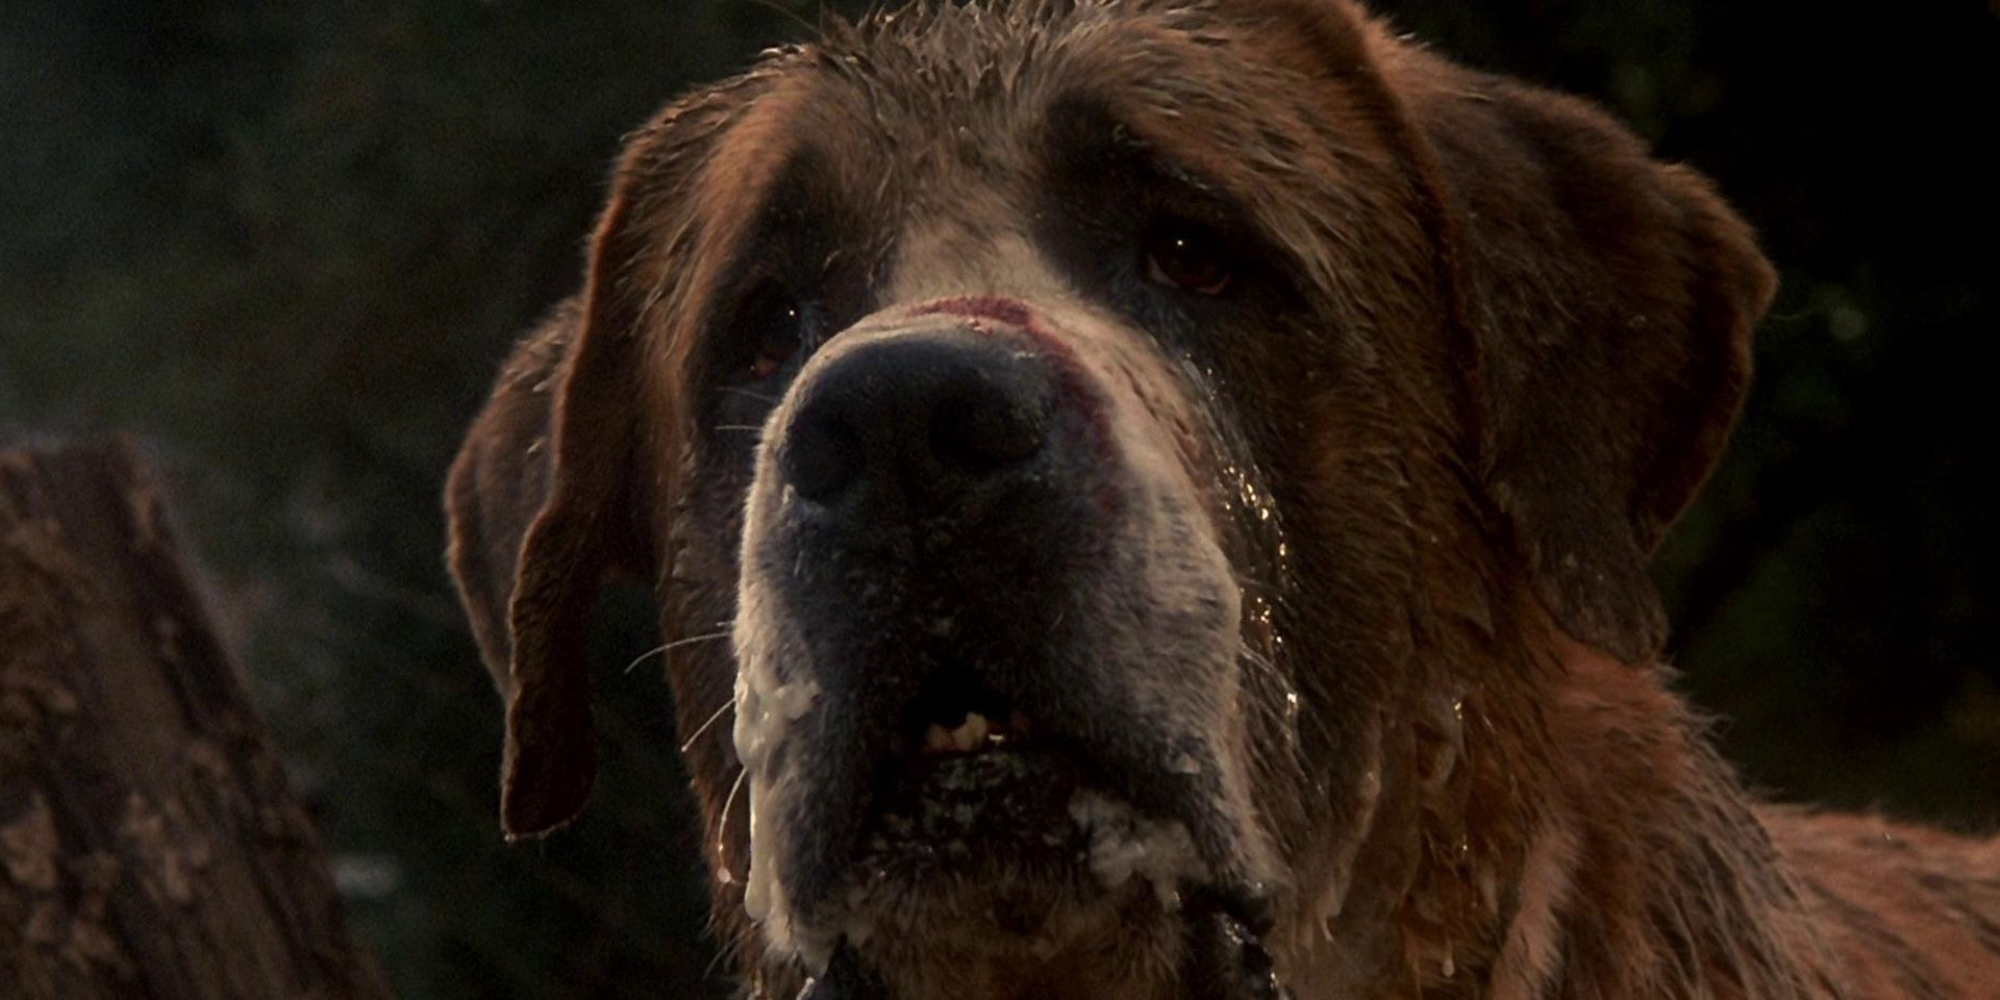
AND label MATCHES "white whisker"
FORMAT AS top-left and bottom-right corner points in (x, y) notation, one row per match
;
(719, 386), (779, 404)
(623, 628), (732, 674)
(680, 697), (735, 755)
(716, 765), (748, 872)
